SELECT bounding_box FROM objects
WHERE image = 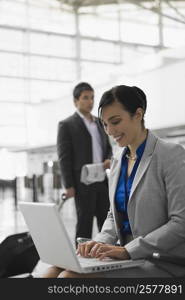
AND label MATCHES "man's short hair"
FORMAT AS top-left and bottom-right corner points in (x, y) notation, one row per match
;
(73, 82), (94, 100)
